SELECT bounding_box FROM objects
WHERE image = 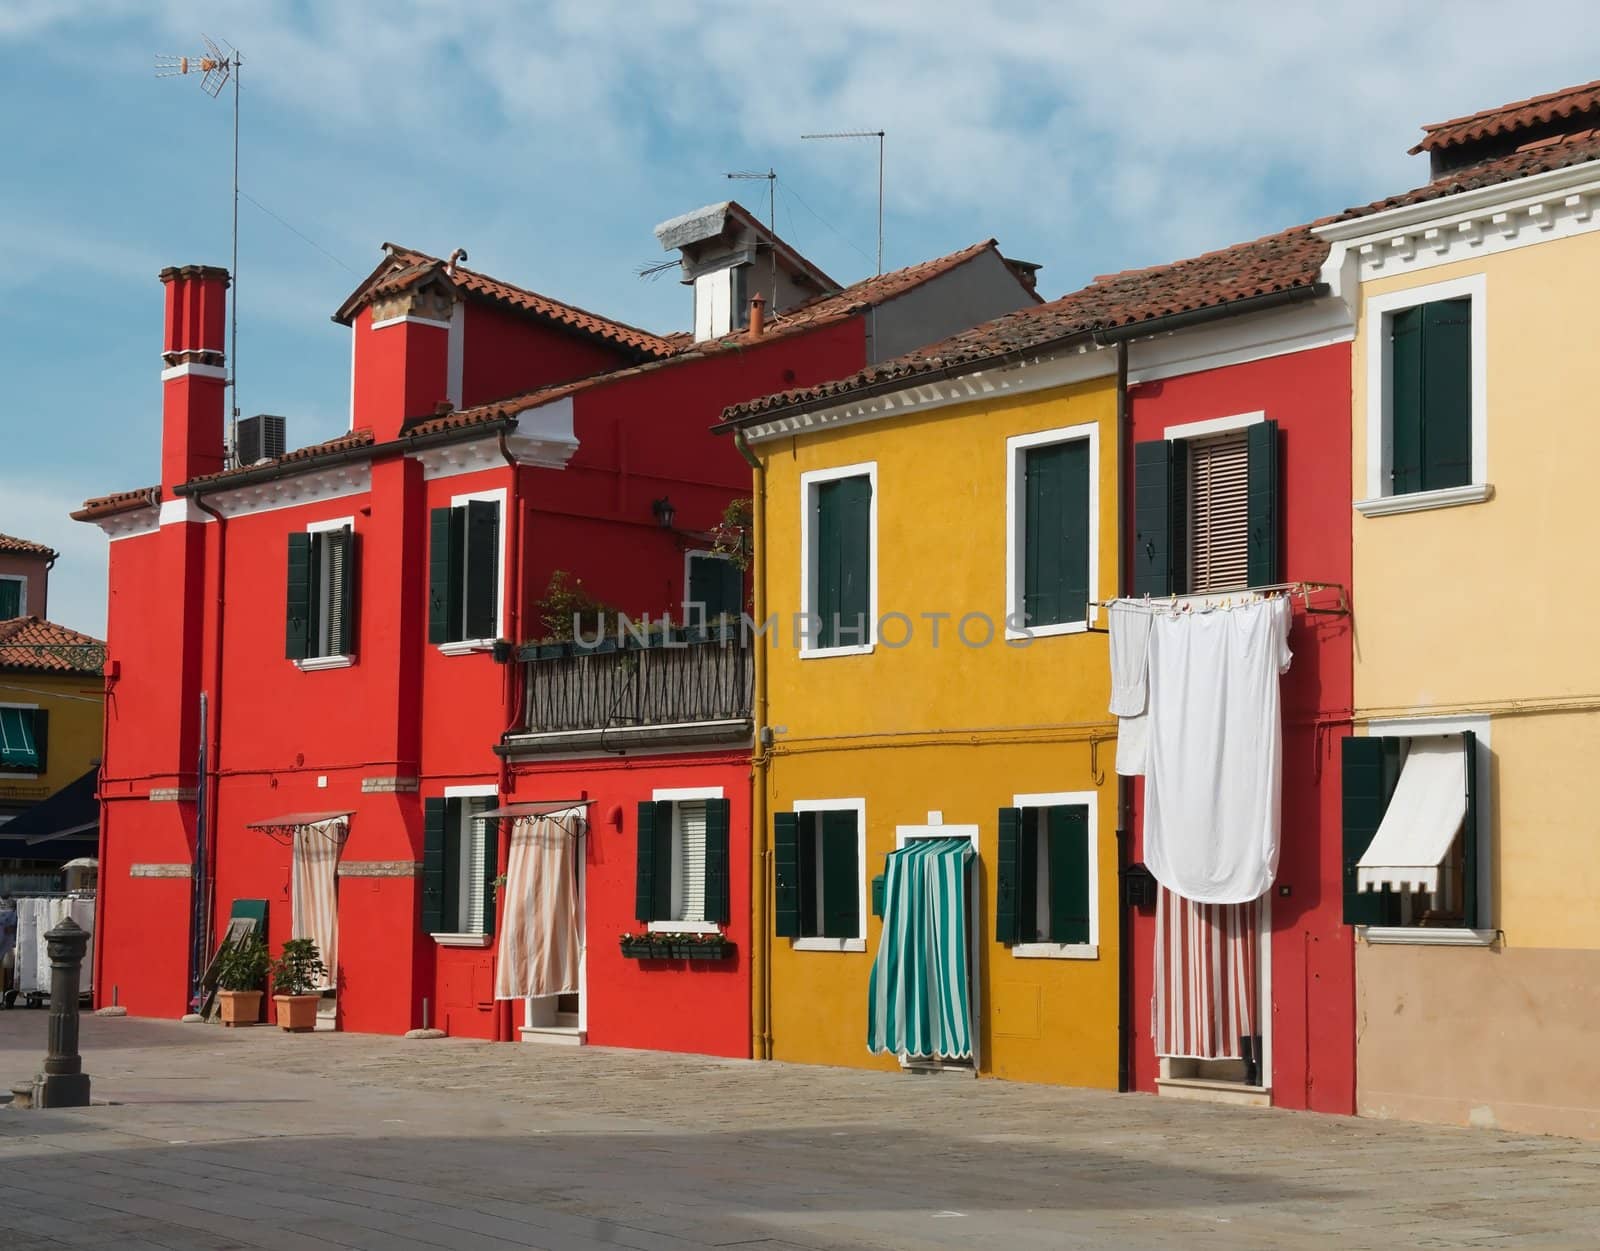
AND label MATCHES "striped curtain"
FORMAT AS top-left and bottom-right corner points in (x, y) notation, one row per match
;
(495, 815), (582, 1000)
(1153, 886), (1260, 1060)
(291, 820), (345, 991)
(867, 837), (975, 1060)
